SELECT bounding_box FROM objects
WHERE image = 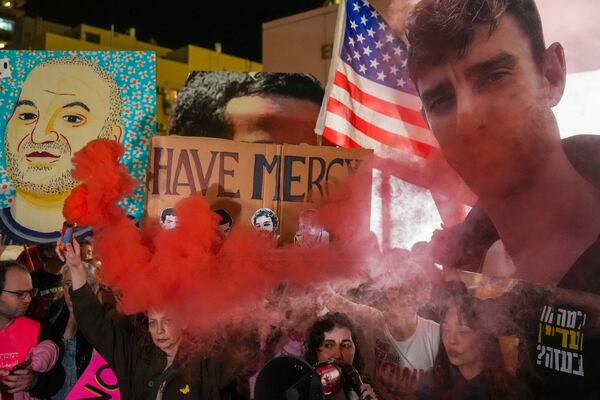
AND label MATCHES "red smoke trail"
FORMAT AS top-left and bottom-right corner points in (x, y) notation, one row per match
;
(63, 140), (374, 331)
